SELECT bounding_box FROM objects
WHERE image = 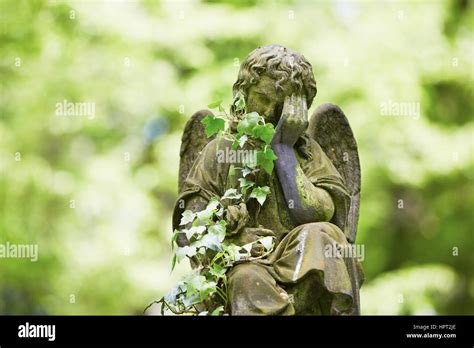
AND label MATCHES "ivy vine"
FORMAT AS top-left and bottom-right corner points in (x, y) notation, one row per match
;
(149, 97), (278, 316)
